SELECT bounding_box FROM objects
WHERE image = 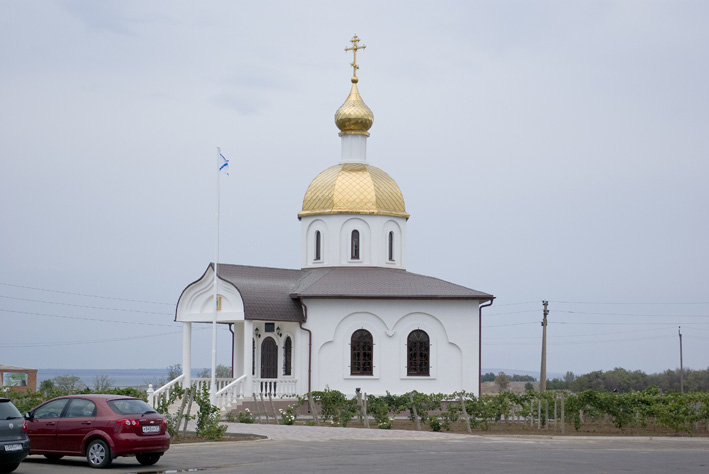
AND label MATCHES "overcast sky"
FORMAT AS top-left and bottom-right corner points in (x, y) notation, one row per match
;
(1, 0), (707, 379)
